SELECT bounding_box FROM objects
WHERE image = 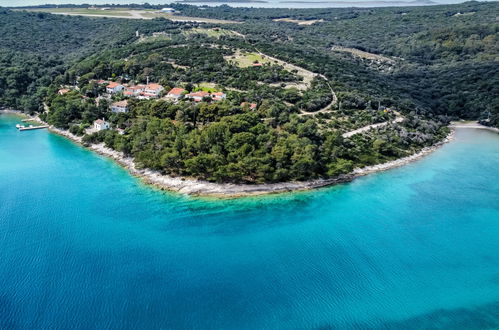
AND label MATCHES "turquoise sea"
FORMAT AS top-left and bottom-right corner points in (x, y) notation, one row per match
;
(0, 113), (498, 329)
